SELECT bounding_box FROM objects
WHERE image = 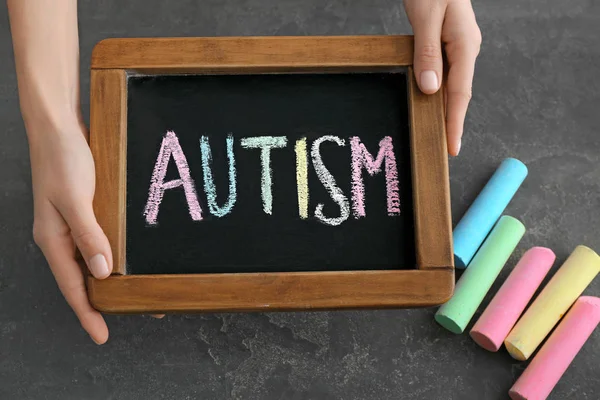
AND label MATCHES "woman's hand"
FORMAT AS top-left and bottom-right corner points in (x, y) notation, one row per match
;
(29, 123), (113, 344)
(8, 0), (163, 344)
(404, 0), (482, 156)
